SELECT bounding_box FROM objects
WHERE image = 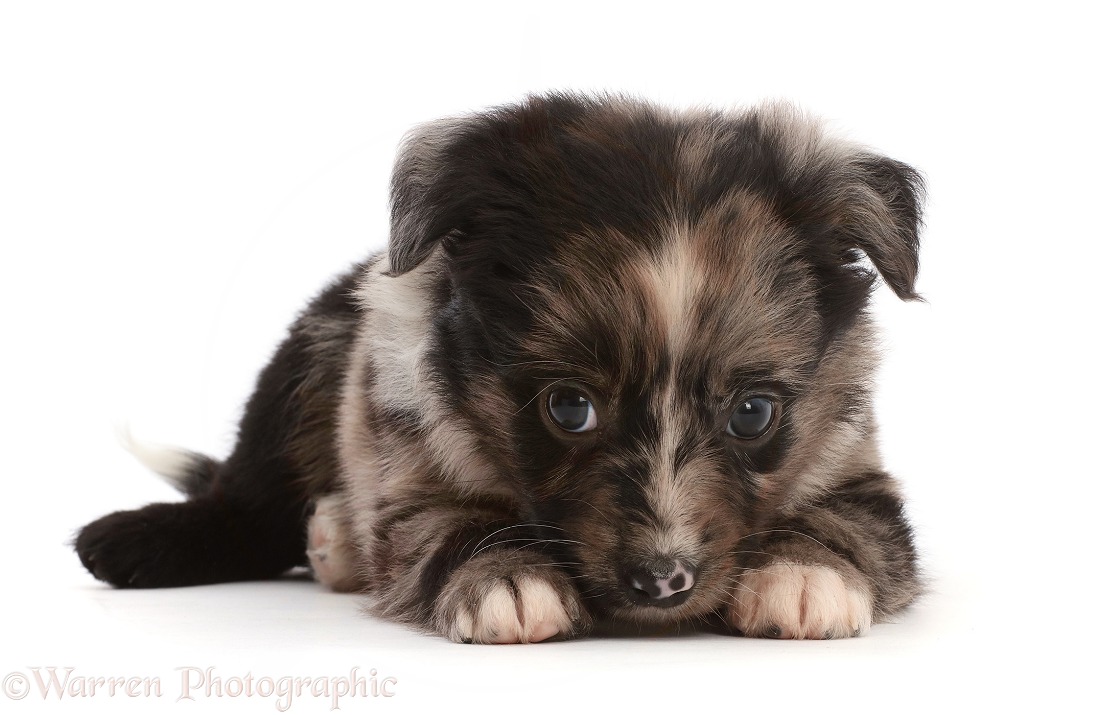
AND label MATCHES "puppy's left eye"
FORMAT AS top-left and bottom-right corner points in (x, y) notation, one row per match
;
(726, 397), (775, 439)
(547, 389), (598, 433)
